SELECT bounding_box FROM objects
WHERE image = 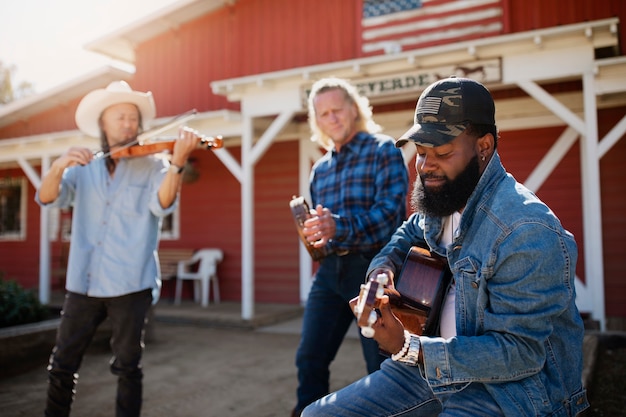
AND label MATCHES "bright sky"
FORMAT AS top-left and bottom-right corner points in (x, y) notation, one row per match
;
(0, 0), (180, 94)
